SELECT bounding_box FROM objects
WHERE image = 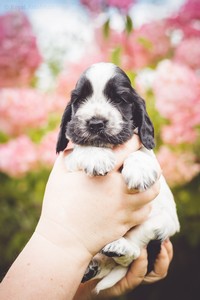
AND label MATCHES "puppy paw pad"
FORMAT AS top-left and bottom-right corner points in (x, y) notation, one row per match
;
(81, 260), (100, 283)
